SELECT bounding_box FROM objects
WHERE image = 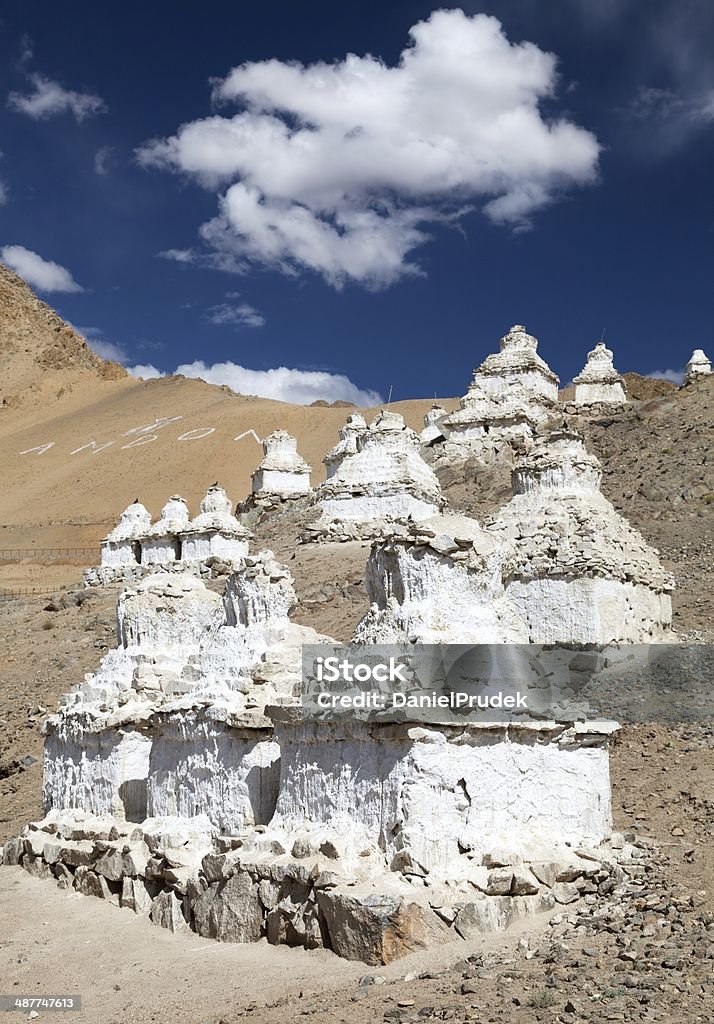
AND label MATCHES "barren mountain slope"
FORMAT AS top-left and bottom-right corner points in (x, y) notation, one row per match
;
(0, 264), (126, 407)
